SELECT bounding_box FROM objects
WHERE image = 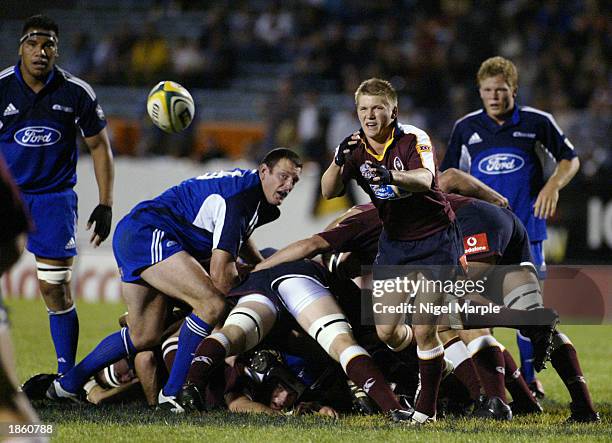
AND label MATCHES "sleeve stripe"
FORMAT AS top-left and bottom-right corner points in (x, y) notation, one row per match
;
(0, 66), (15, 80)
(58, 68), (97, 100)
